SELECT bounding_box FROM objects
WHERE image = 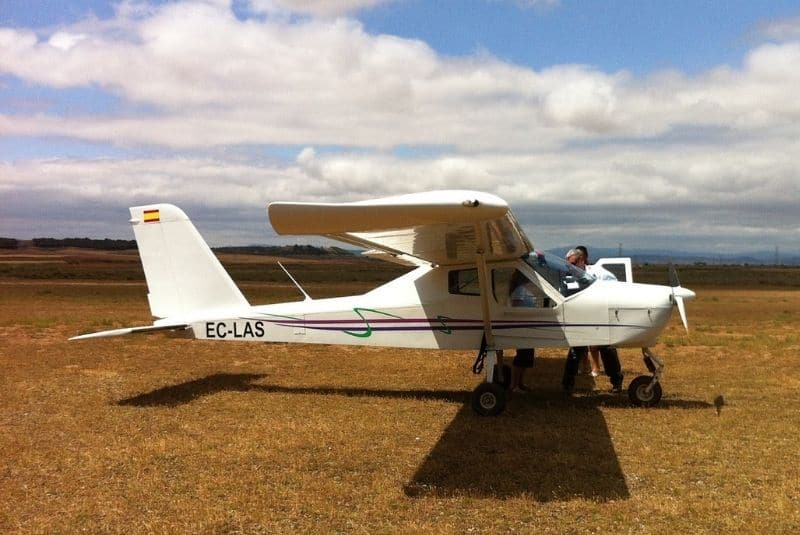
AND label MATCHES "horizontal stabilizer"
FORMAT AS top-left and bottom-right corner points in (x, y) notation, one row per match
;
(69, 323), (189, 341)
